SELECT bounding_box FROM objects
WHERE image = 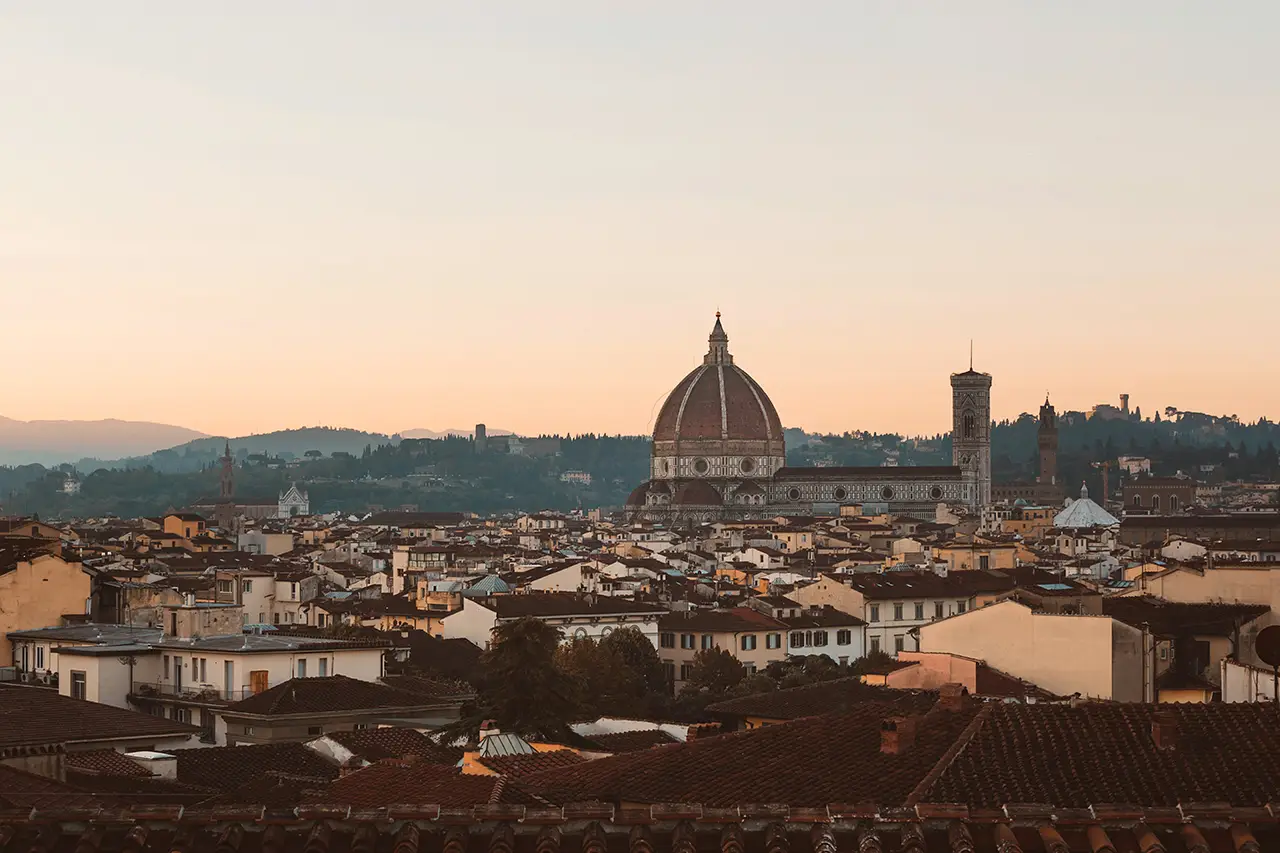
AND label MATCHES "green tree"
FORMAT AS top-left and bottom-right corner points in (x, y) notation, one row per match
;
(474, 618), (577, 739)
(555, 635), (642, 716)
(600, 627), (669, 695)
(682, 647), (745, 696)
